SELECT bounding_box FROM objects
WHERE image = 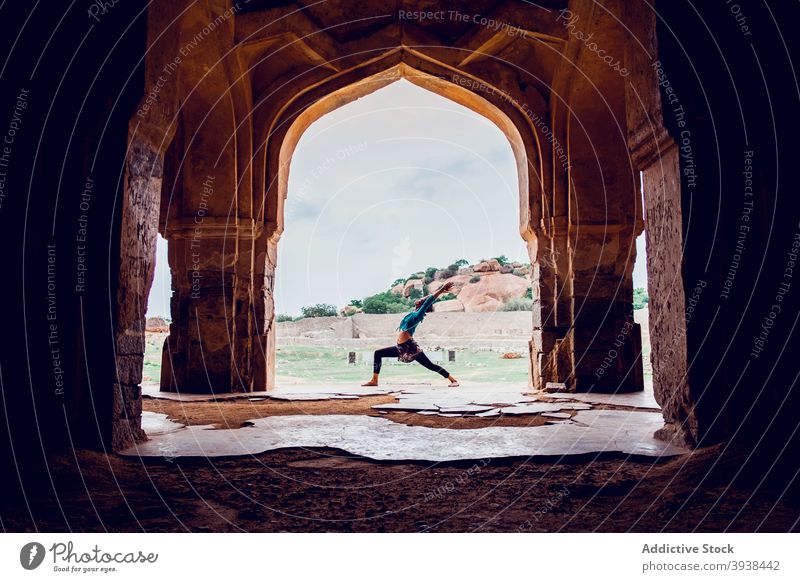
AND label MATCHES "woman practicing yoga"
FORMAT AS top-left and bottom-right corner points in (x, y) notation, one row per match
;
(362, 281), (460, 387)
